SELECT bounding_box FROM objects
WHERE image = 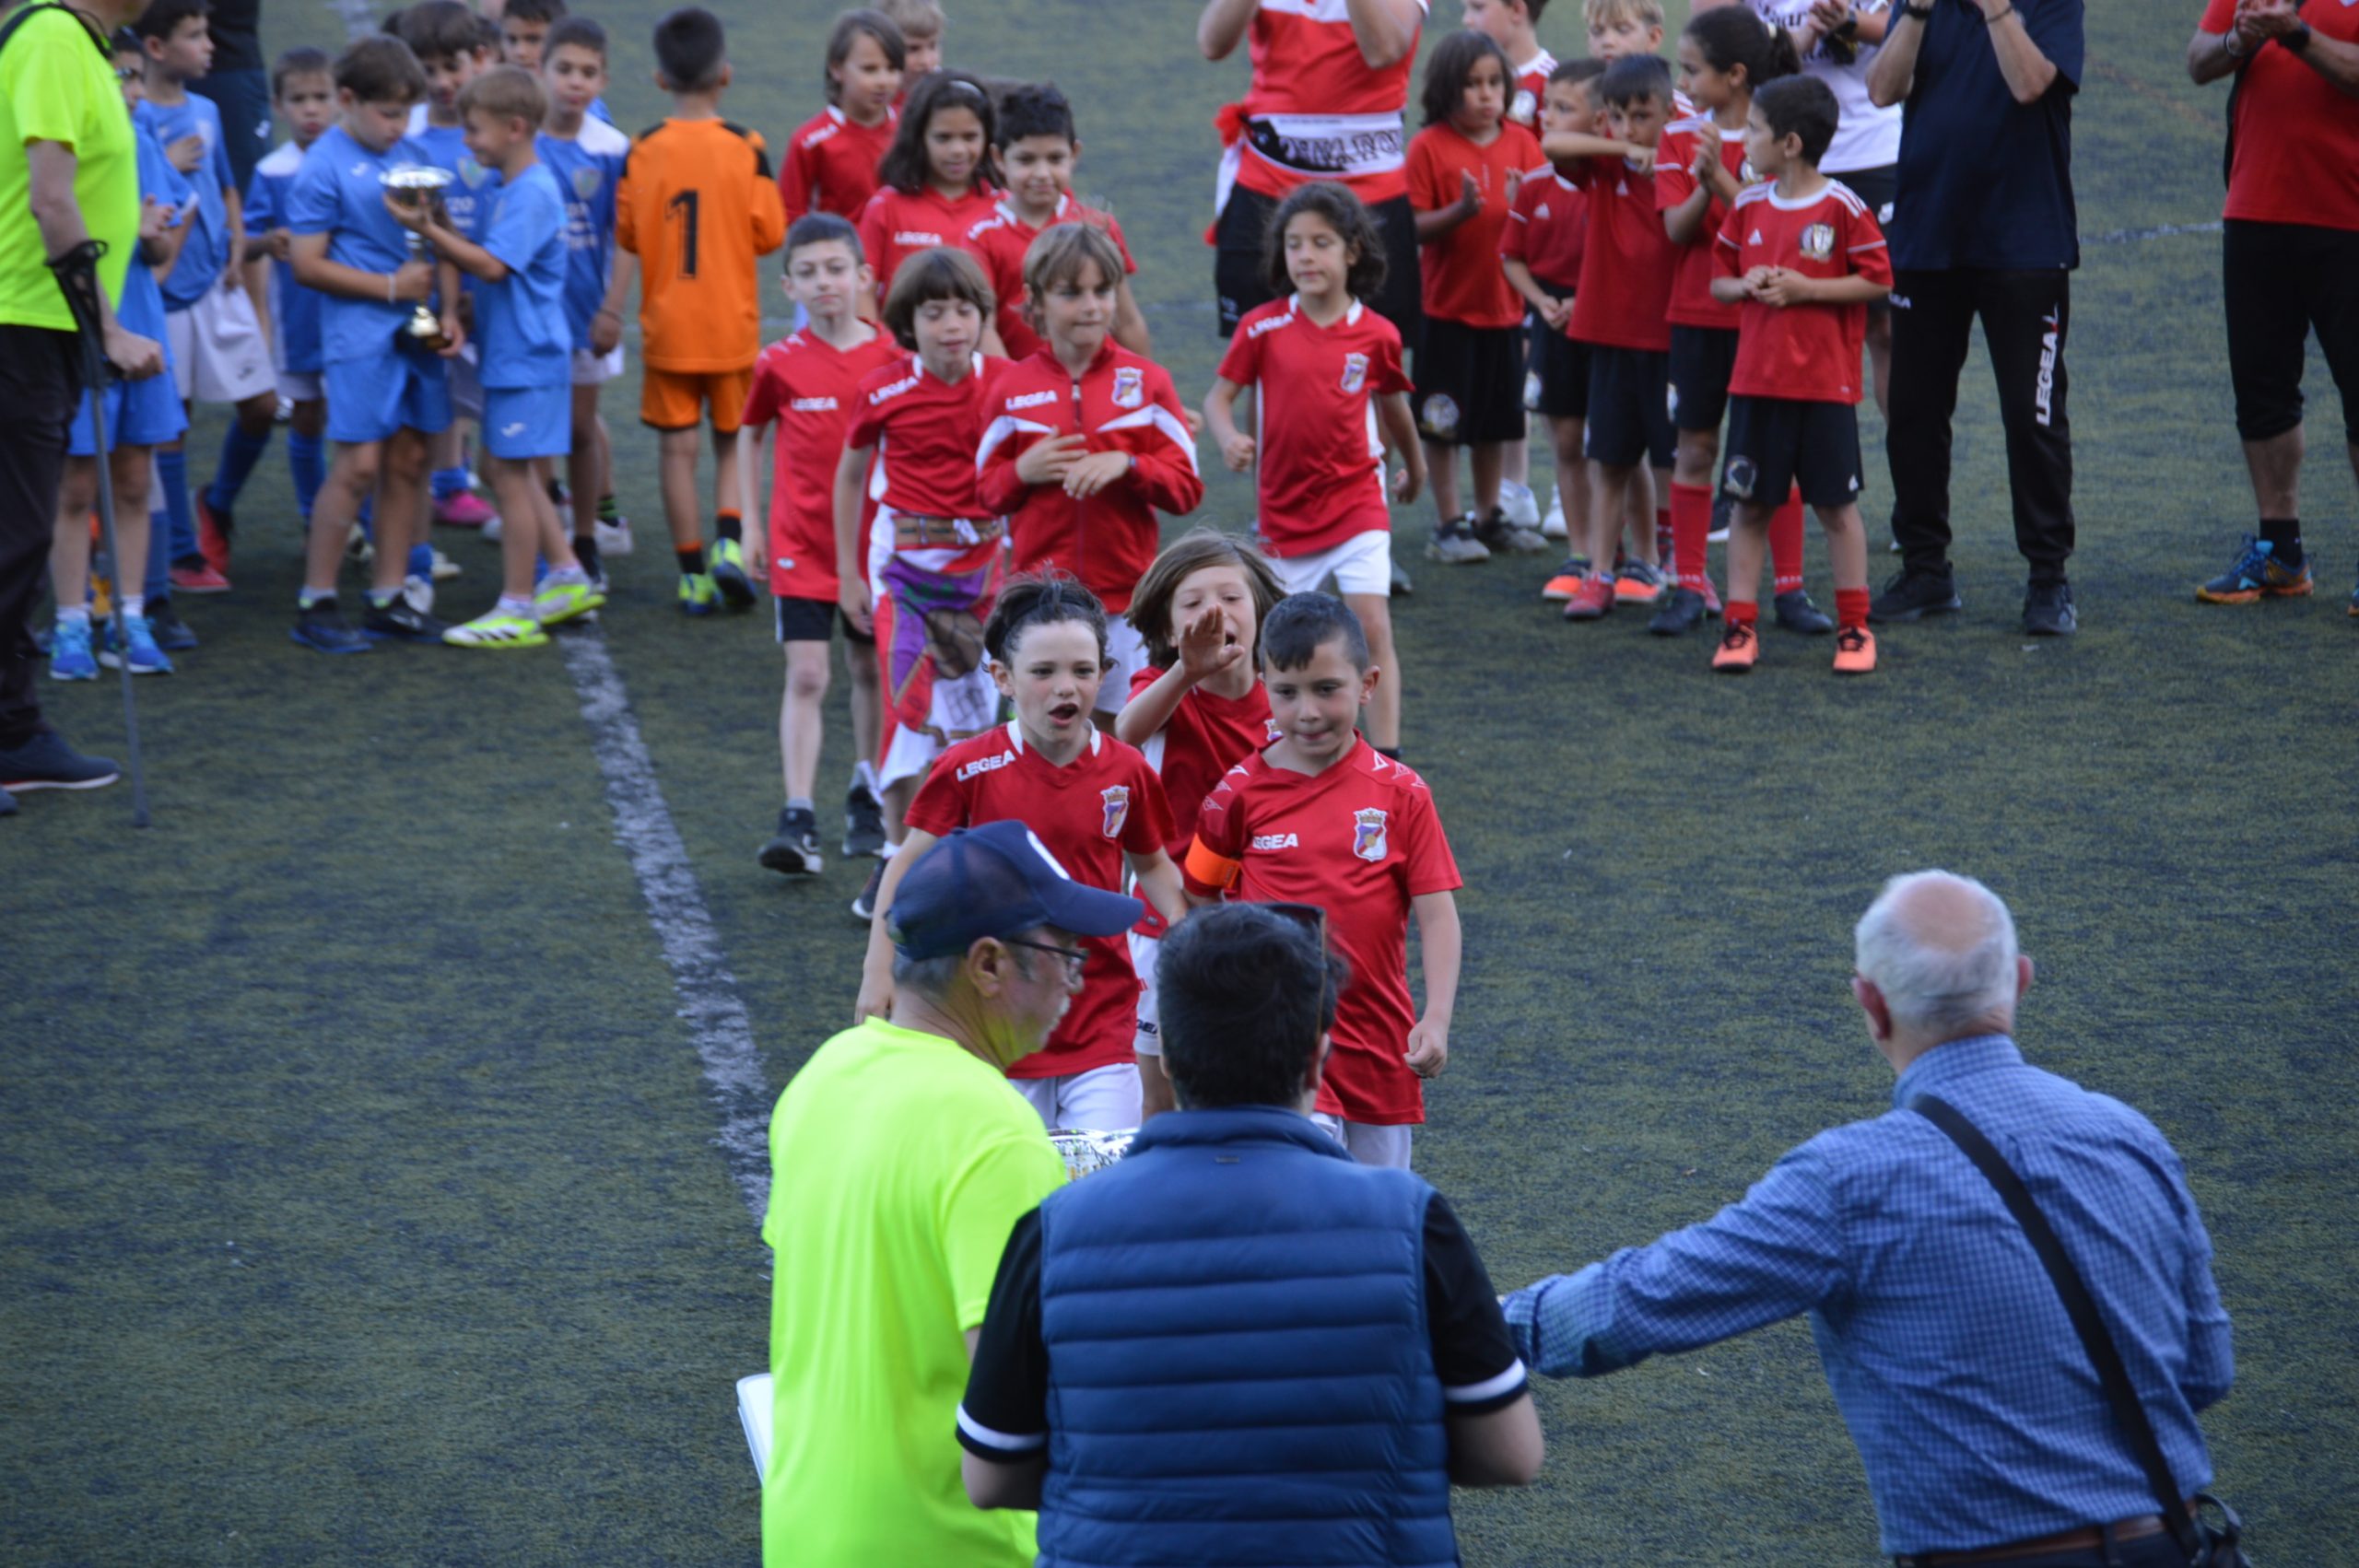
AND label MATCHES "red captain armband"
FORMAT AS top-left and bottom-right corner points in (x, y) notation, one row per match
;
(1181, 837), (1242, 897)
